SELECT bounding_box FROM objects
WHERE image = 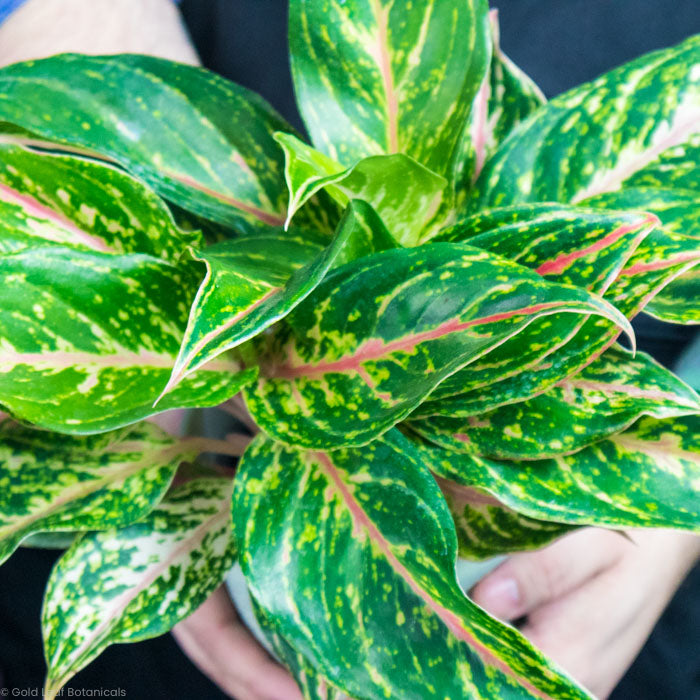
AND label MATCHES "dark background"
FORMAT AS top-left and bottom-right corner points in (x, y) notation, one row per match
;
(1, 1), (699, 698)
